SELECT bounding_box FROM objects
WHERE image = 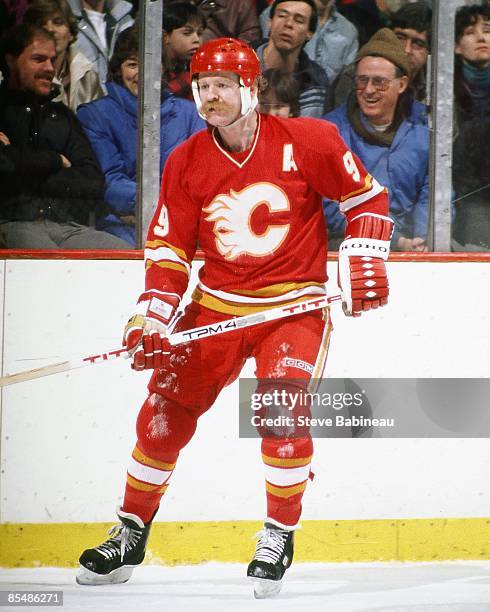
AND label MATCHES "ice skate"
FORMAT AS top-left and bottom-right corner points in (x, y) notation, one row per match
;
(247, 522), (294, 599)
(76, 508), (152, 585)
